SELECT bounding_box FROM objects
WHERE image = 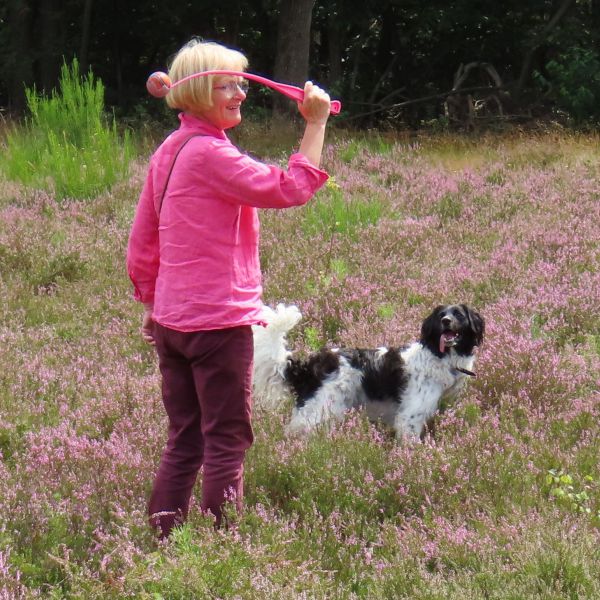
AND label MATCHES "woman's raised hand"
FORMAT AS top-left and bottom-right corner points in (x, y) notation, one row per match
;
(298, 81), (331, 125)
